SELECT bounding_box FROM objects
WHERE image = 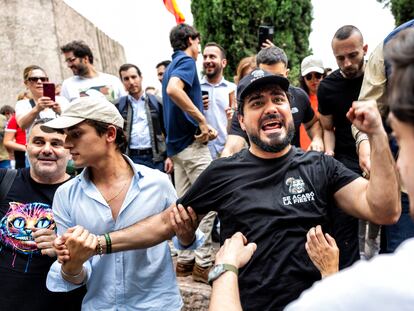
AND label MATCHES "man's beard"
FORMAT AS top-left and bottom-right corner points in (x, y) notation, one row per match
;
(342, 57), (364, 79)
(205, 65), (221, 80)
(249, 120), (295, 153)
(74, 64), (89, 77)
